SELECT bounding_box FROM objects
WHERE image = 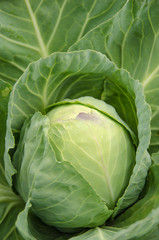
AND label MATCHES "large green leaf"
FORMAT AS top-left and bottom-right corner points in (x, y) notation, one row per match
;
(70, 0), (159, 154)
(0, 0), (127, 85)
